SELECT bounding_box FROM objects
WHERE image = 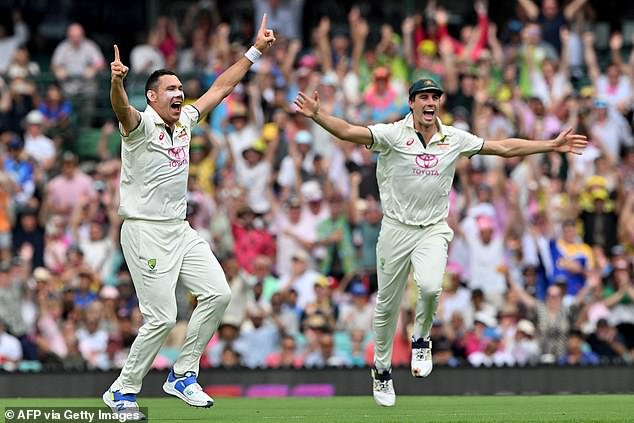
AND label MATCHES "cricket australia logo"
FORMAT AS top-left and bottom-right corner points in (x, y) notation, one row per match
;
(413, 154), (439, 176)
(148, 258), (157, 273)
